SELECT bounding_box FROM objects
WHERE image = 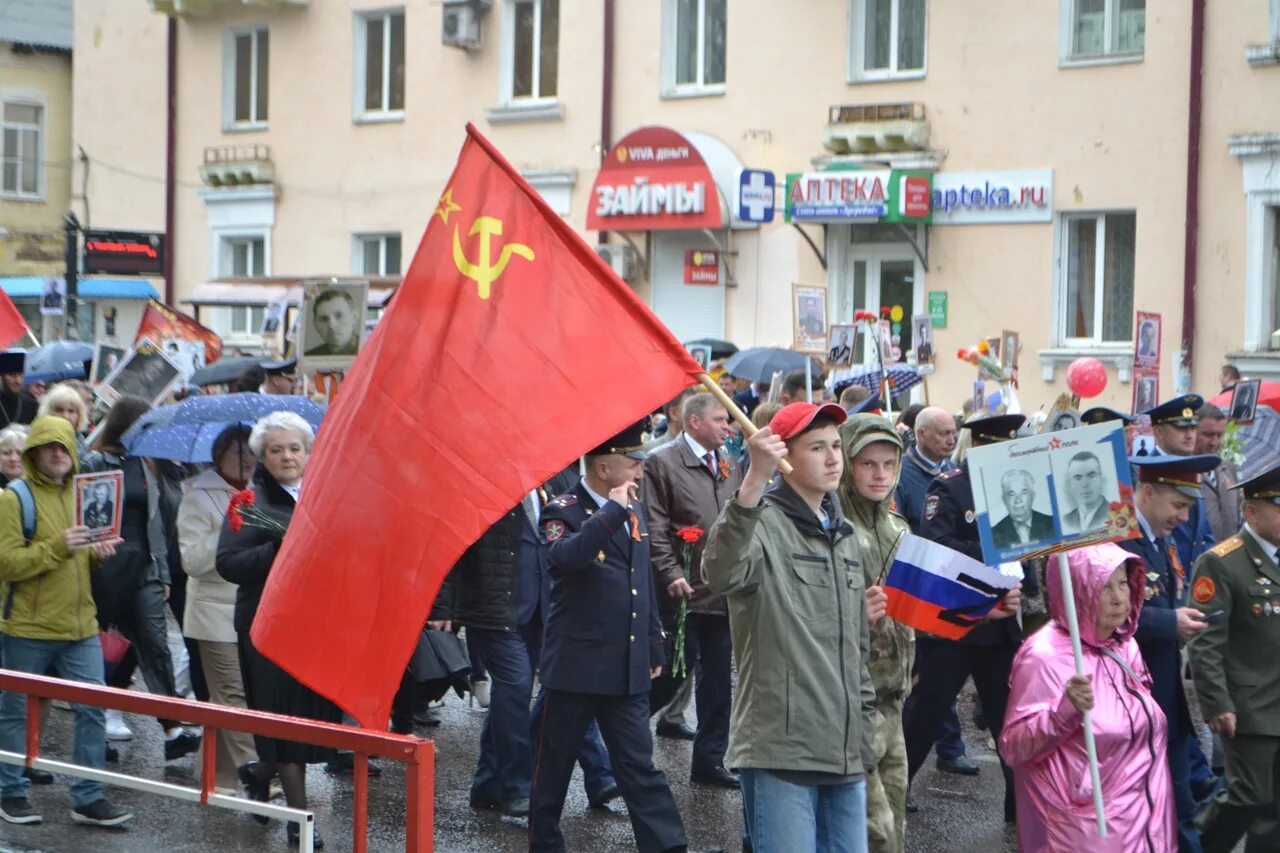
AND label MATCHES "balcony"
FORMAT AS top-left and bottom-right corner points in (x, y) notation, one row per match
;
(198, 144), (275, 188)
(149, 0), (307, 17)
(822, 102), (931, 156)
